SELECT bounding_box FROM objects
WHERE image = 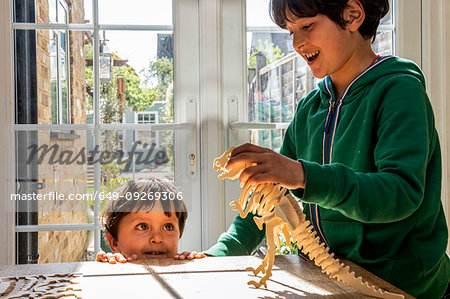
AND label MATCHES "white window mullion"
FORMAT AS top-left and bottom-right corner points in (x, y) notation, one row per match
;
(92, 0), (102, 255)
(396, 0), (421, 65)
(220, 0), (248, 232)
(173, 0), (202, 251)
(419, 0), (450, 253)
